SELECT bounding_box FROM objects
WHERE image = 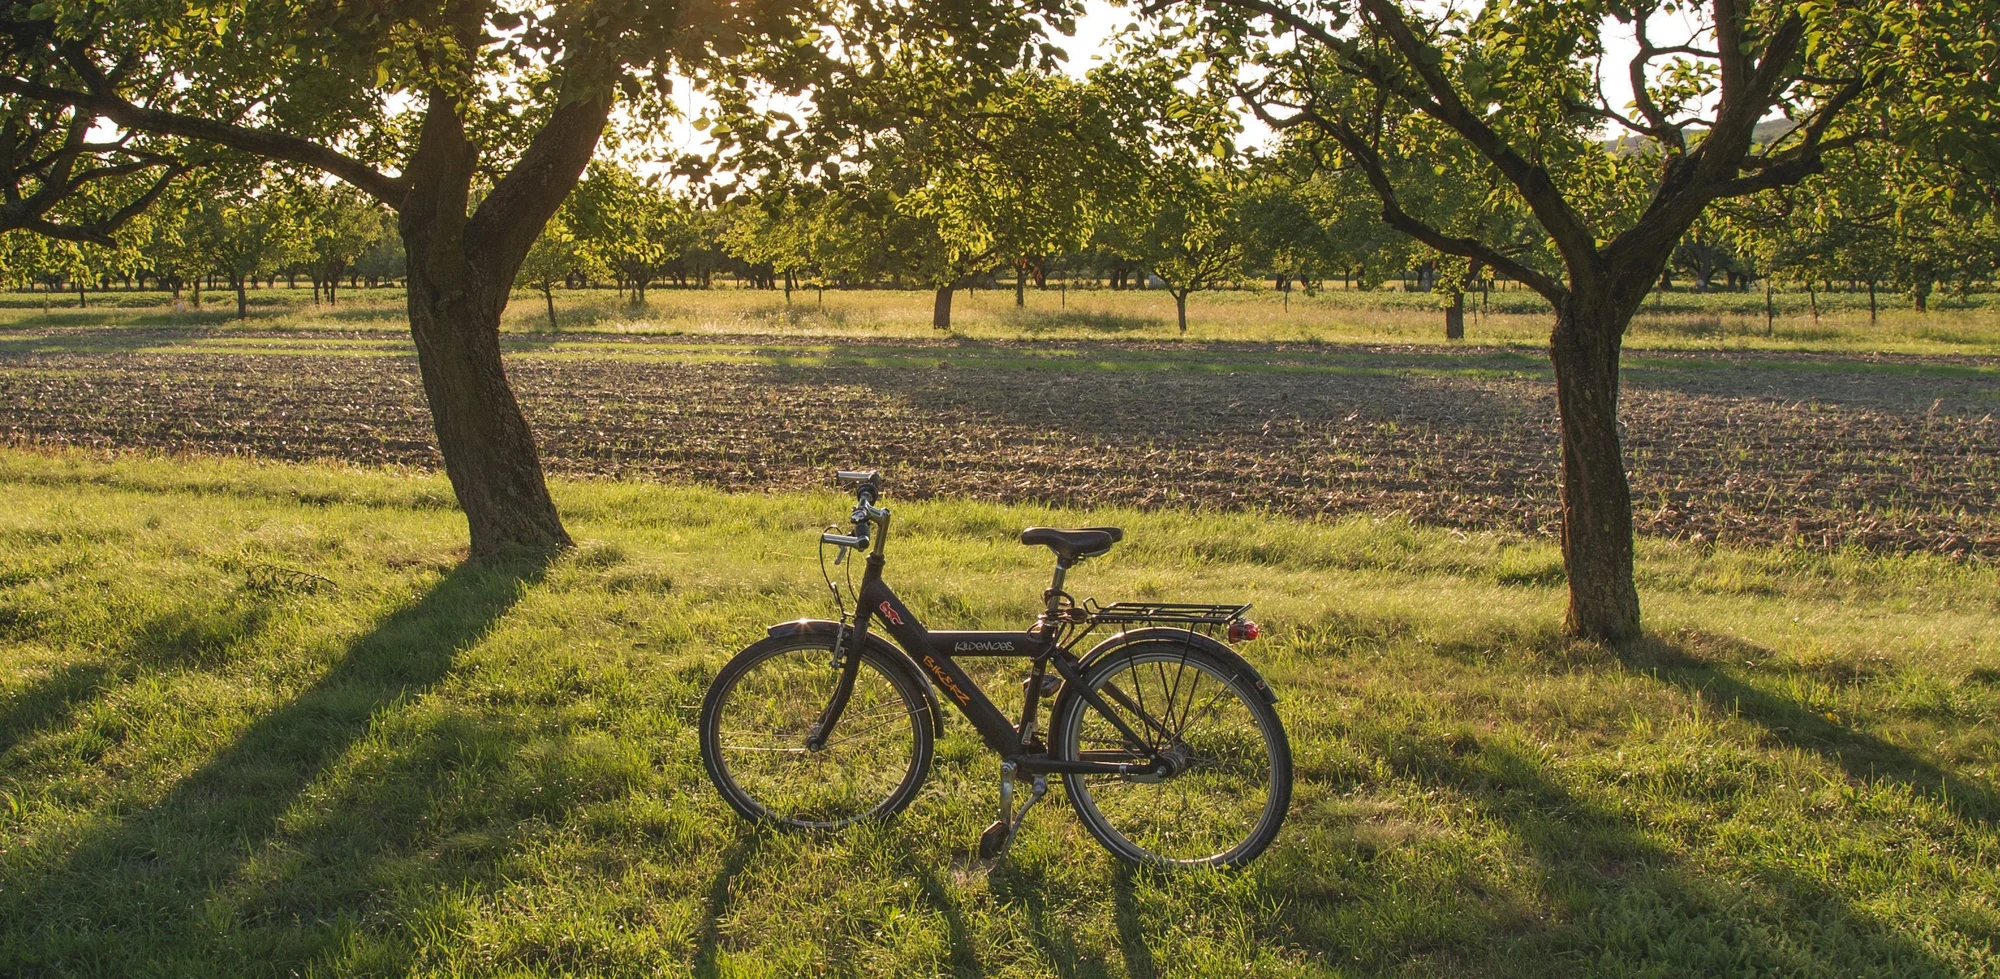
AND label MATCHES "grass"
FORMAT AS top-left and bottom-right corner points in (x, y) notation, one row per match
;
(5, 283), (2000, 356)
(1, 448), (1996, 977)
